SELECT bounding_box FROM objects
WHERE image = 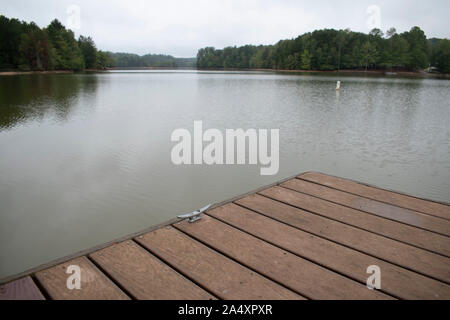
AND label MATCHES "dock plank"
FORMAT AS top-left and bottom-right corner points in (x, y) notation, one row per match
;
(238, 193), (450, 284)
(89, 240), (214, 300)
(0, 276), (45, 300)
(135, 226), (303, 300)
(3, 171), (449, 300)
(283, 178), (450, 235)
(299, 172), (450, 220)
(210, 203), (450, 299)
(175, 215), (392, 300)
(35, 256), (129, 300)
(261, 186), (450, 257)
